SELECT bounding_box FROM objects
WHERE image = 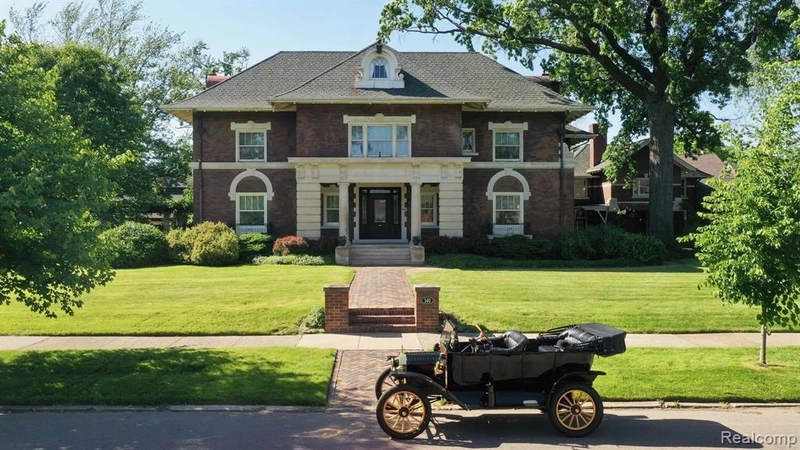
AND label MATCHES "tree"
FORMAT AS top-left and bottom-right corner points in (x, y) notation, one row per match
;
(8, 0), (250, 221)
(379, 0), (799, 244)
(686, 59), (800, 365)
(0, 27), (115, 317)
